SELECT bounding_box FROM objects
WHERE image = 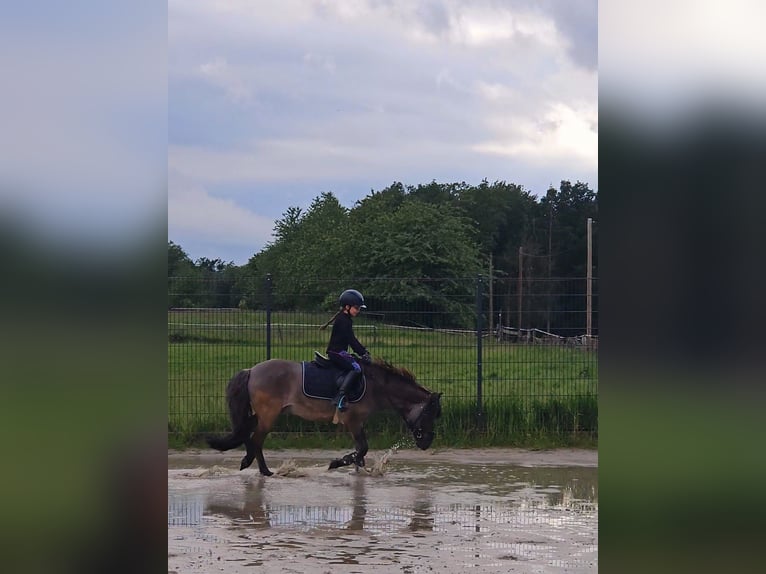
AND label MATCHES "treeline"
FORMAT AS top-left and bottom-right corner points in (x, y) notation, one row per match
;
(169, 179), (597, 331)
